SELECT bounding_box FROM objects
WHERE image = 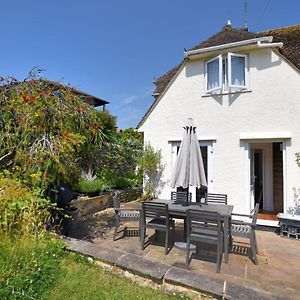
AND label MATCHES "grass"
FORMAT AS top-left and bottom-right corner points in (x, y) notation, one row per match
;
(42, 254), (186, 300)
(0, 235), (187, 300)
